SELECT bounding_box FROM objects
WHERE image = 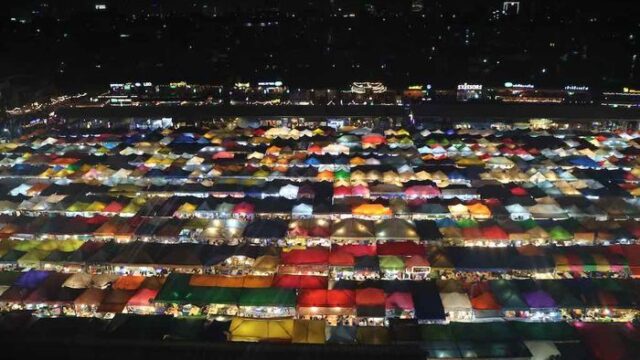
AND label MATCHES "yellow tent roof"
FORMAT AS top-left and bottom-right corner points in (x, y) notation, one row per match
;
(18, 249), (51, 267)
(37, 239), (61, 251)
(456, 157), (485, 167)
(39, 168), (57, 178)
(252, 255), (280, 273)
(67, 201), (90, 212)
(0, 239), (17, 257)
(176, 202), (197, 214)
(12, 240), (41, 252)
(230, 318), (294, 342)
(58, 239), (84, 252)
(121, 201), (142, 214)
(292, 320), (326, 344)
(85, 201), (107, 212)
